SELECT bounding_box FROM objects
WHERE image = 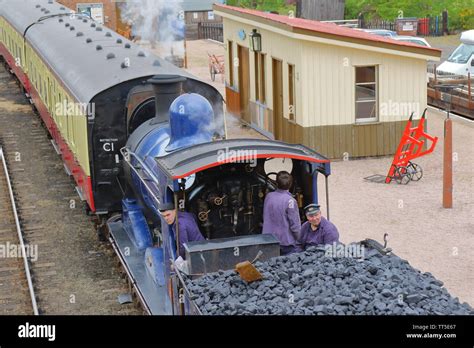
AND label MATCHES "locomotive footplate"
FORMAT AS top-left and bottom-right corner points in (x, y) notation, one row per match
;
(108, 220), (172, 315)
